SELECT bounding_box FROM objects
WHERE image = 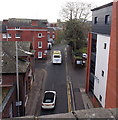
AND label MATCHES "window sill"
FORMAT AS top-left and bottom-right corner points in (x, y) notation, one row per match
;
(15, 29), (20, 30)
(38, 37), (42, 38)
(15, 37), (21, 38)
